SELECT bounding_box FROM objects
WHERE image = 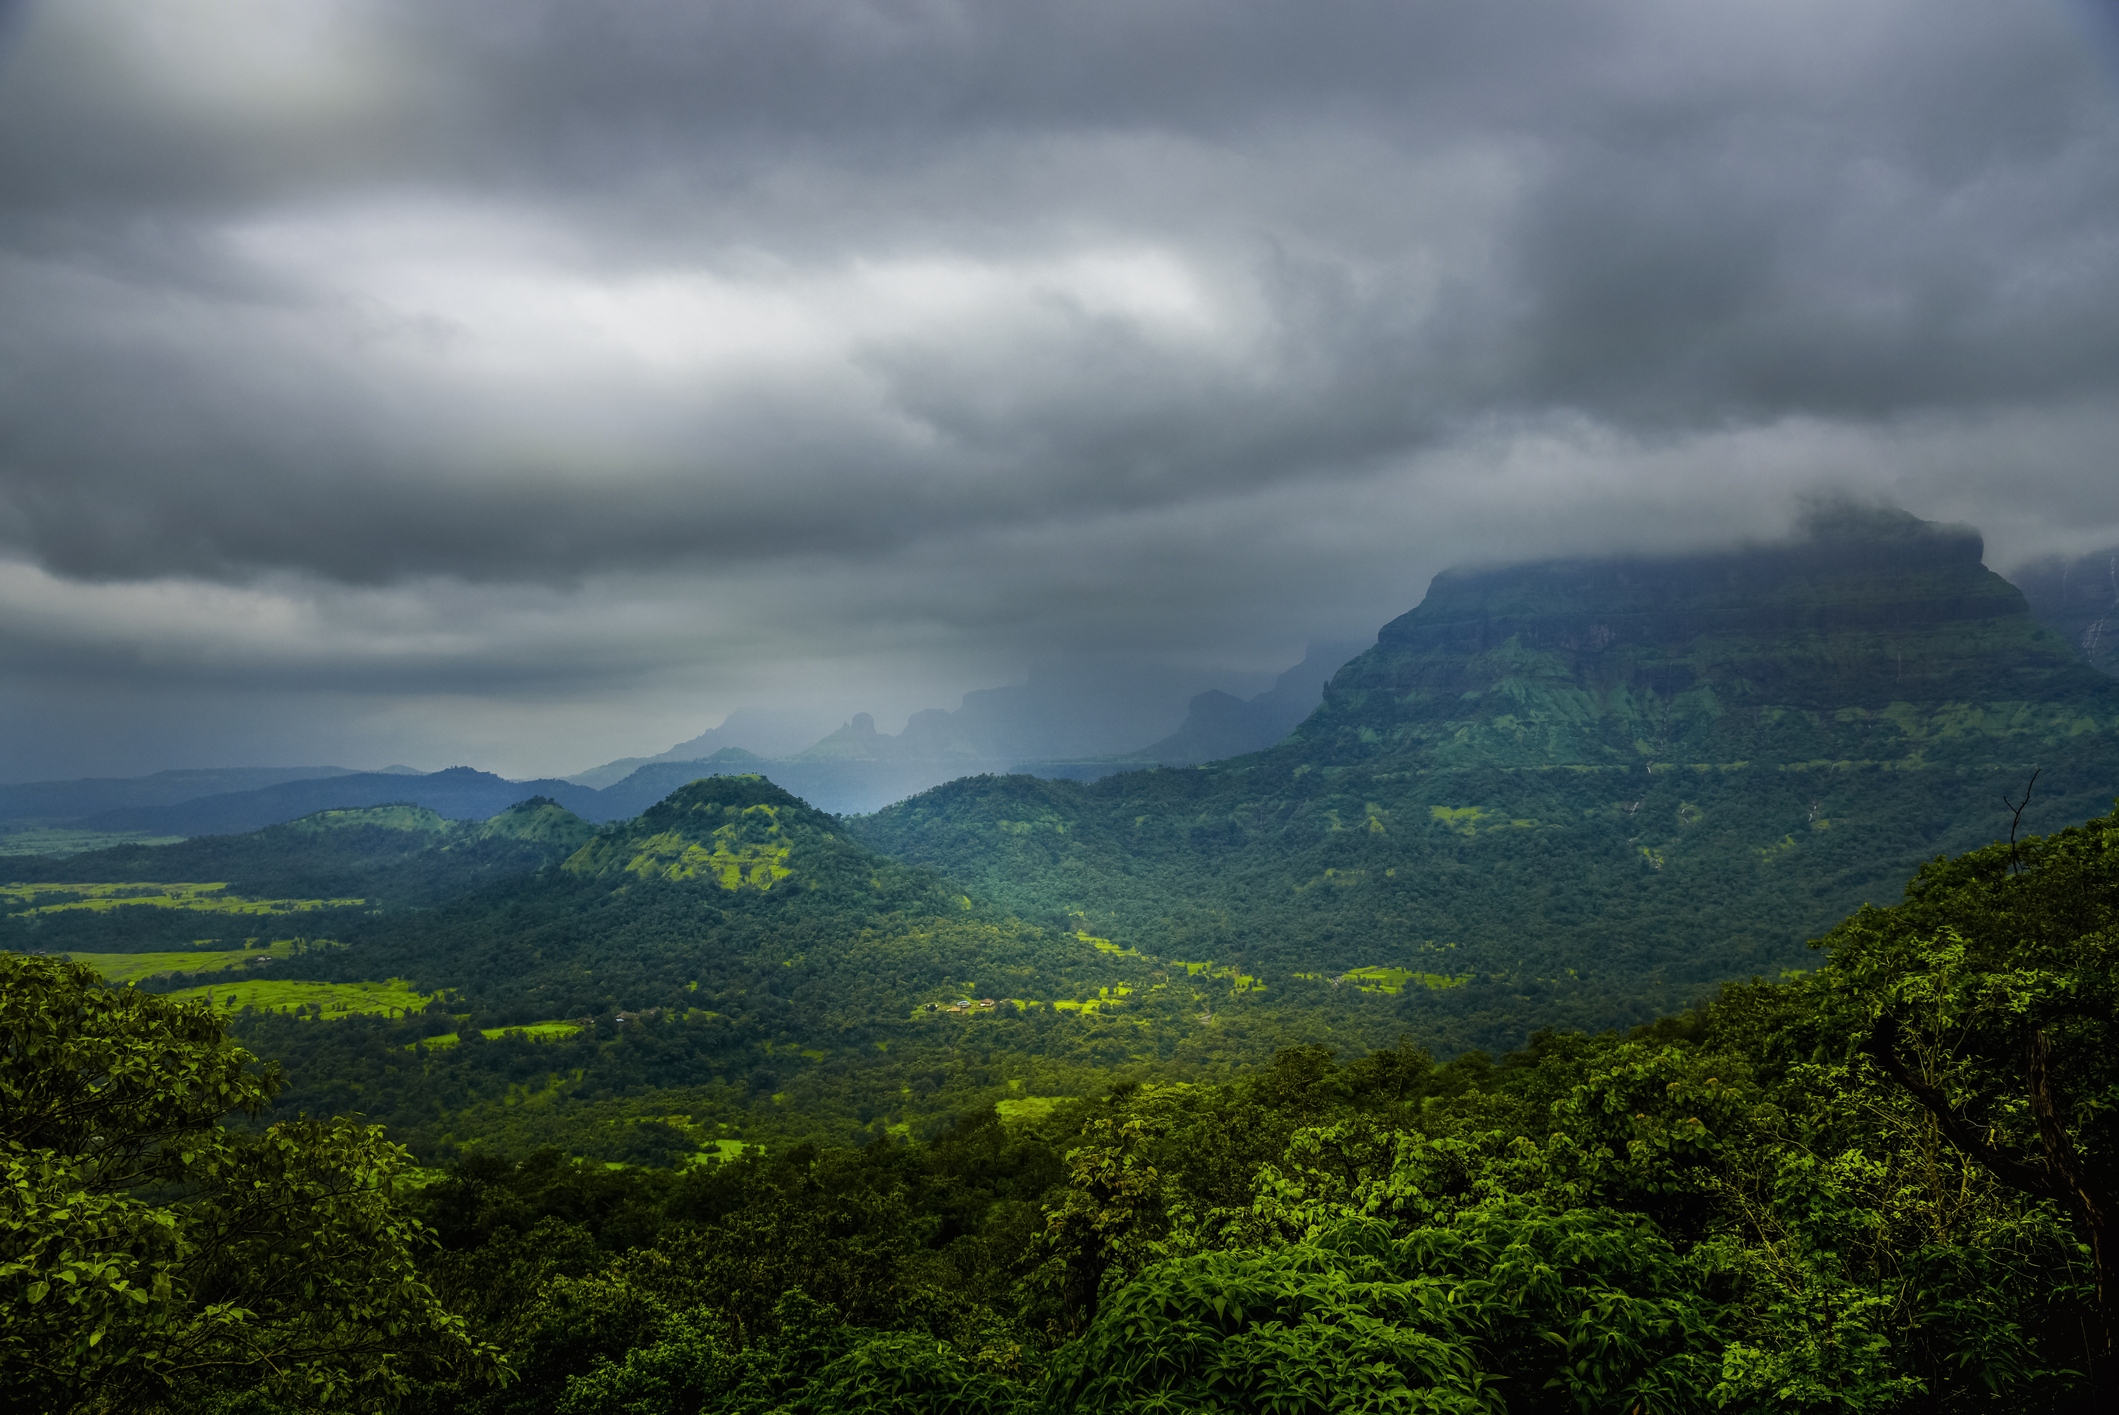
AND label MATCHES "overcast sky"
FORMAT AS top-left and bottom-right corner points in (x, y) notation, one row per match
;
(3, 0), (2118, 782)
